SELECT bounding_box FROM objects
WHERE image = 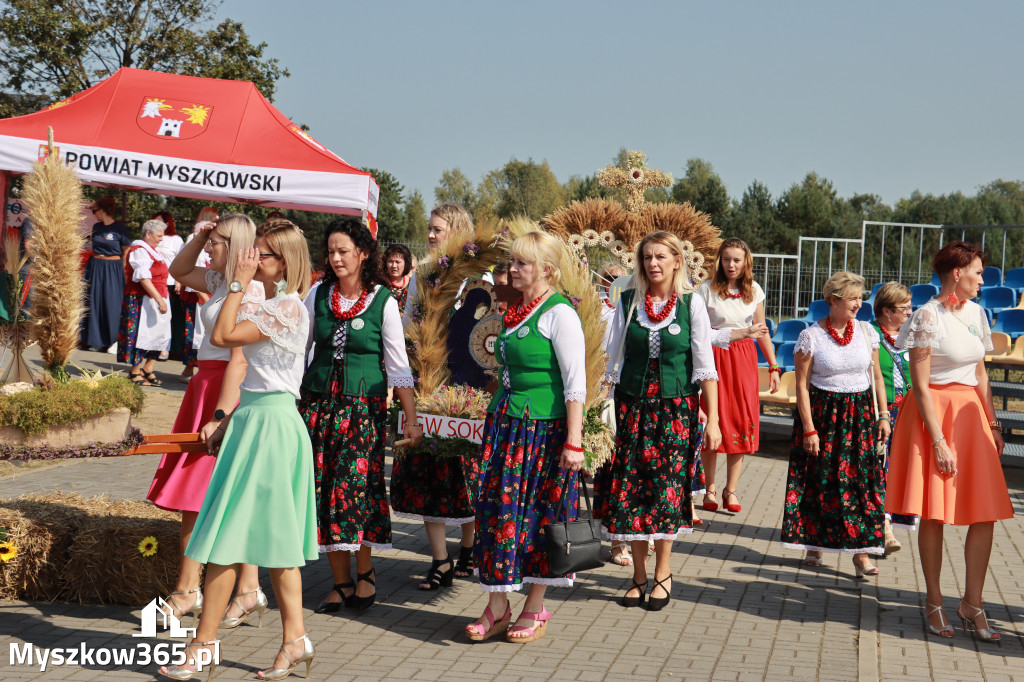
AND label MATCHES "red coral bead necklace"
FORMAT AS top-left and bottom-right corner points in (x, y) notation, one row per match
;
(504, 290), (549, 327)
(331, 284), (369, 320)
(825, 317), (855, 345)
(880, 326), (898, 348)
(645, 290), (677, 323)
